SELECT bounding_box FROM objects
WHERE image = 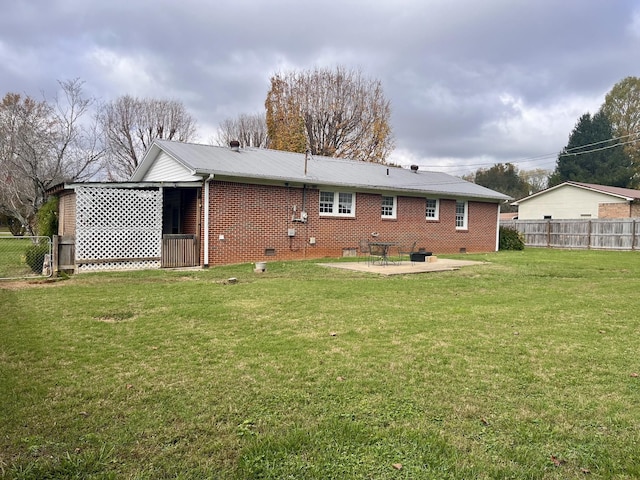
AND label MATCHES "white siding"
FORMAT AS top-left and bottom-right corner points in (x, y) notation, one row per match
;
(142, 152), (201, 181)
(518, 184), (626, 219)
